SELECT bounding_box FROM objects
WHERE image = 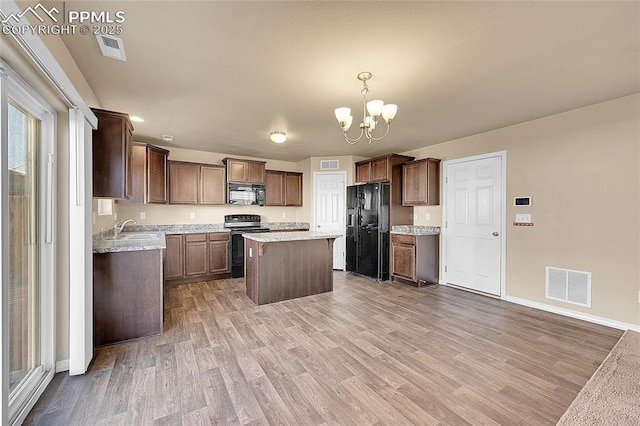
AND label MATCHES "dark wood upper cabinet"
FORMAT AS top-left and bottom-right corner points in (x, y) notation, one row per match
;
(120, 142), (169, 205)
(199, 165), (226, 205)
(147, 145), (169, 203)
(223, 158), (266, 184)
(285, 172), (303, 206)
(92, 108), (133, 199)
(355, 154), (414, 184)
(355, 161), (371, 184)
(265, 170), (303, 206)
(168, 161), (199, 204)
(265, 170), (285, 205)
(402, 158), (441, 206)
